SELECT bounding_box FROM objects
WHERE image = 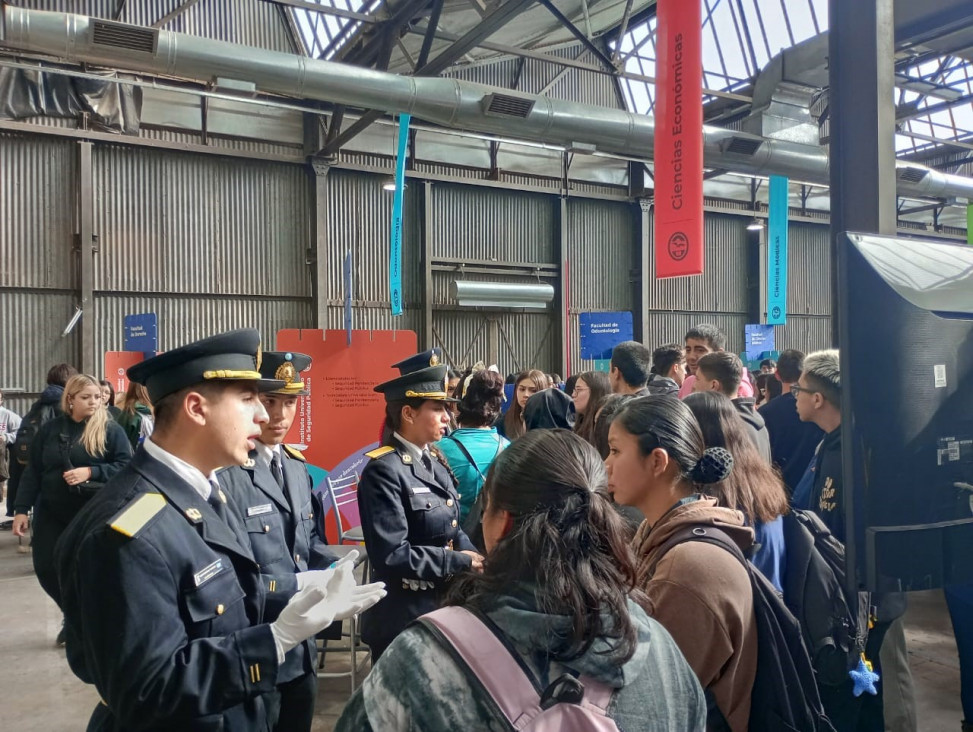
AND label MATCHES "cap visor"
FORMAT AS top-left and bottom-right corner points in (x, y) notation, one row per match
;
(256, 379), (288, 392)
